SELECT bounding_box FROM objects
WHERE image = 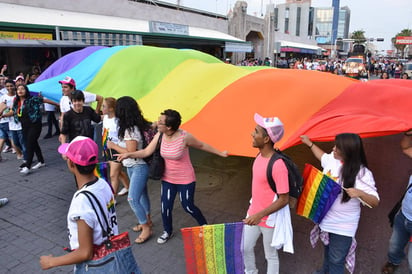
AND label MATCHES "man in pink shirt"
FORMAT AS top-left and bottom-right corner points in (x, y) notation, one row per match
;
(243, 113), (290, 274)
